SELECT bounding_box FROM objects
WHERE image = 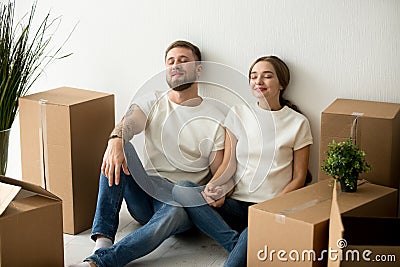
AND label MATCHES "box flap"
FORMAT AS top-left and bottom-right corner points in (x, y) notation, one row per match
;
(323, 98), (400, 119)
(0, 182), (21, 216)
(19, 87), (112, 106)
(0, 175), (61, 201)
(342, 216), (400, 246)
(328, 181), (344, 267)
